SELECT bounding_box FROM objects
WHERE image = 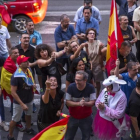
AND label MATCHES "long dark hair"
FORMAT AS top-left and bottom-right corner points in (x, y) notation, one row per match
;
(69, 57), (85, 74)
